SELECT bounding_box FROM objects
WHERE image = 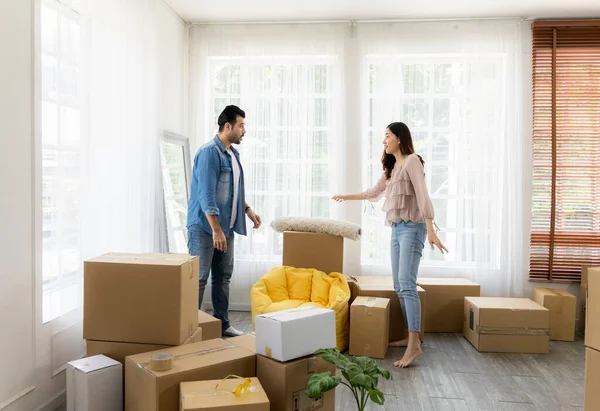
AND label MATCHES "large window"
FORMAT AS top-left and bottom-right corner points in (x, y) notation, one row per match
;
(362, 55), (506, 269)
(530, 22), (600, 282)
(206, 57), (339, 260)
(41, 0), (82, 323)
